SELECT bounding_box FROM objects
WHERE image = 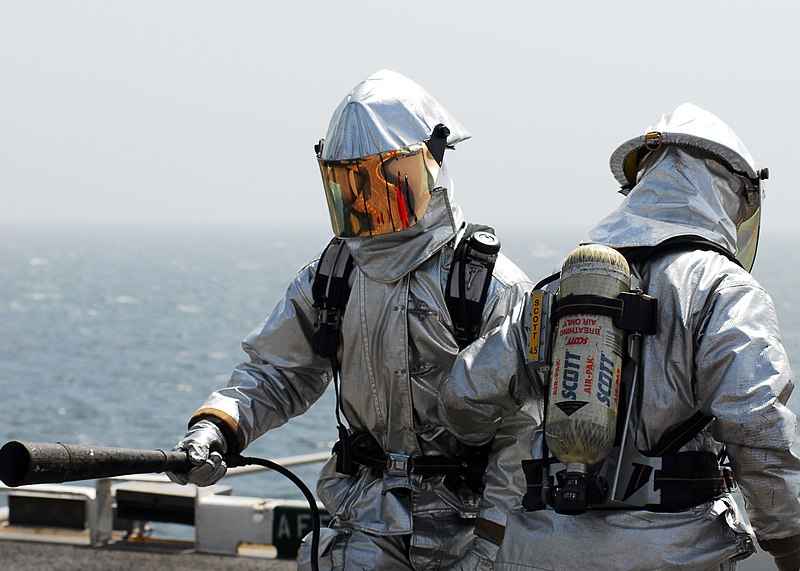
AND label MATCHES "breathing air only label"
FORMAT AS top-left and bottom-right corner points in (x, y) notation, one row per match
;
(550, 317), (622, 410)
